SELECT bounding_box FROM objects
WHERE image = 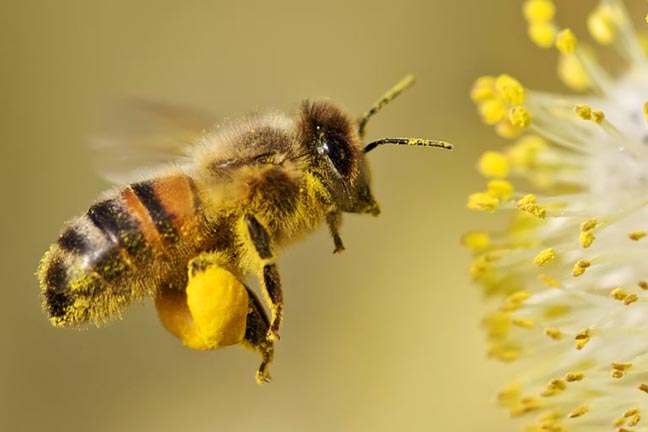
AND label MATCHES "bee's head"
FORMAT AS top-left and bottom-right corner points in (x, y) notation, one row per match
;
(298, 75), (452, 216)
(298, 100), (379, 215)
